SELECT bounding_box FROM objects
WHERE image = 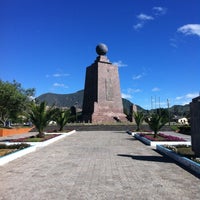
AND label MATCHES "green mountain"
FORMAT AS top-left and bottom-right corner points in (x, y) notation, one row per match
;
(169, 104), (190, 117)
(36, 90), (84, 109)
(36, 90), (141, 113)
(36, 90), (190, 117)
